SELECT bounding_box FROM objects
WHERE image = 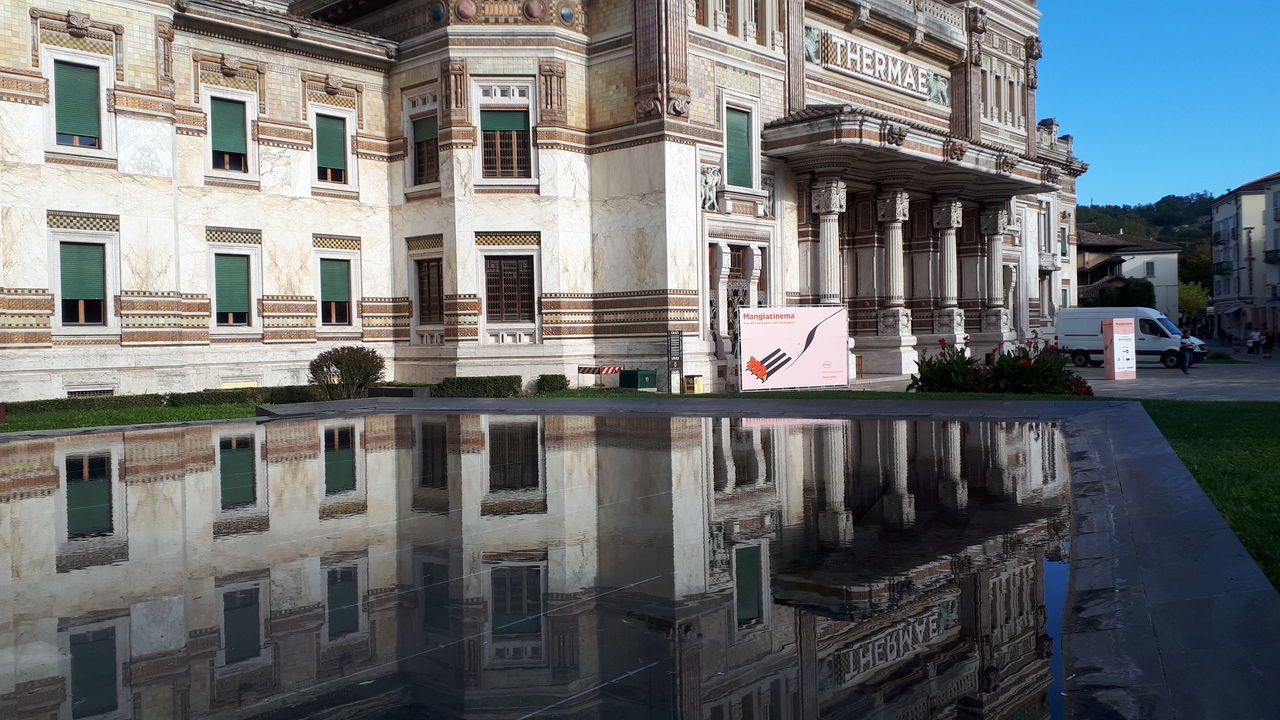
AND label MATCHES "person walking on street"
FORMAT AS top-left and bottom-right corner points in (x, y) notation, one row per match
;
(1179, 334), (1196, 374)
(1265, 330), (1276, 360)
